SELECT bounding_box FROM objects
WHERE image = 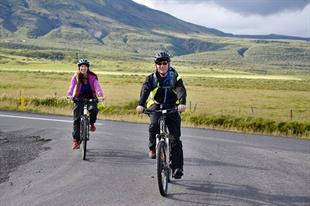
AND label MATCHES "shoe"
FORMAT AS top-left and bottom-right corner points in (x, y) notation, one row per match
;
(72, 139), (80, 150)
(172, 168), (183, 179)
(90, 124), (96, 132)
(148, 149), (156, 159)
